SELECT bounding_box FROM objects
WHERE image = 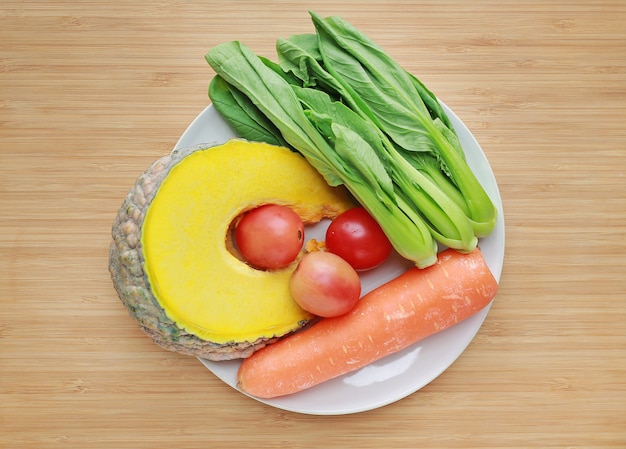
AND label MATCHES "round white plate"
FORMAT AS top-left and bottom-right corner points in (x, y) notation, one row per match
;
(174, 102), (505, 415)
